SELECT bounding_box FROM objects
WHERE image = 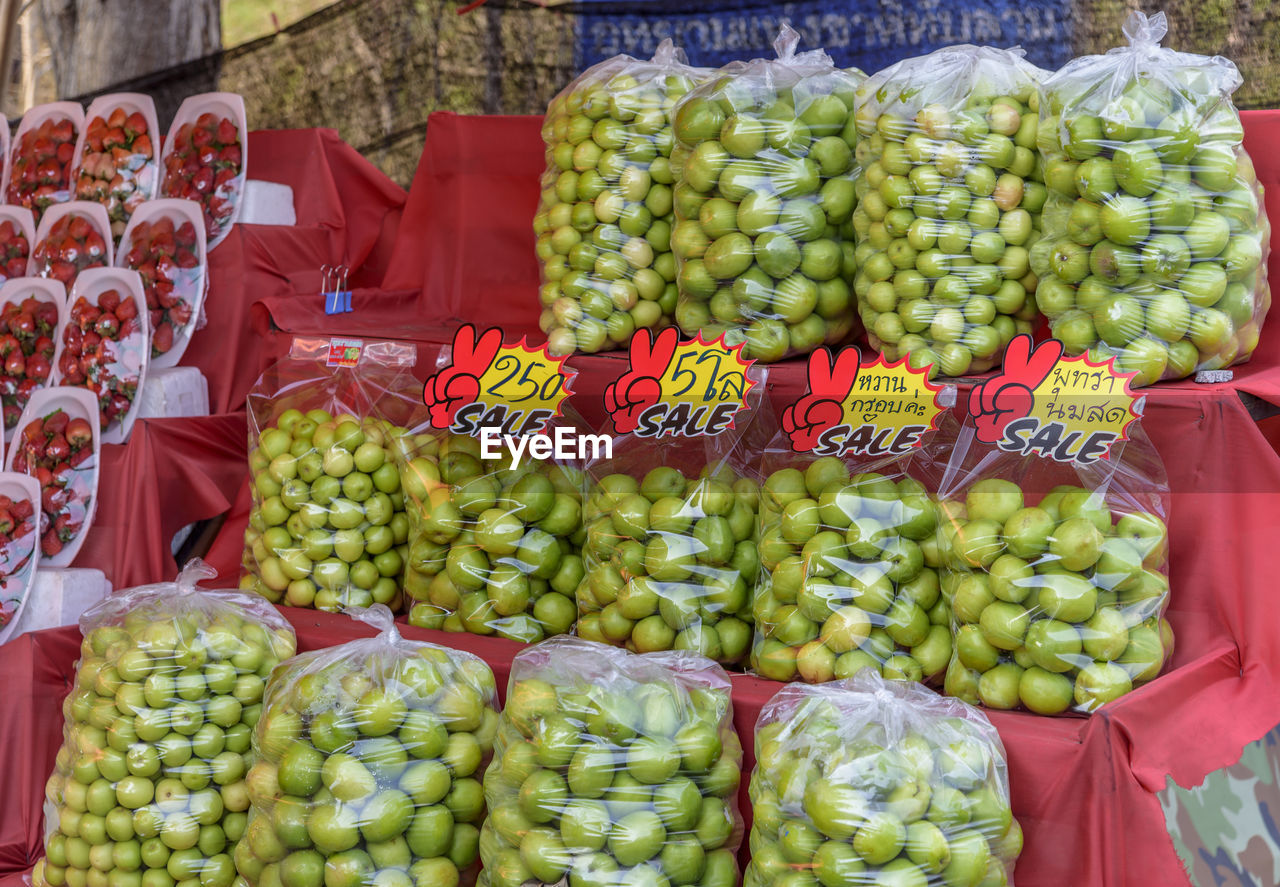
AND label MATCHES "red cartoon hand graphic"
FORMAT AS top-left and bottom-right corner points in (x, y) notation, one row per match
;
(605, 327), (679, 433)
(423, 325), (503, 427)
(968, 334), (1063, 443)
(782, 347), (860, 452)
